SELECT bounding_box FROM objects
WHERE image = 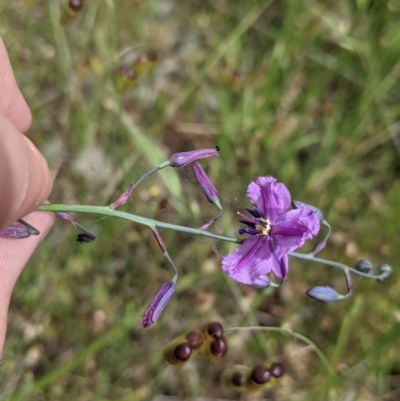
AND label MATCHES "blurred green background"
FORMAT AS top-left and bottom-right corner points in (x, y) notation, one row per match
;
(1, 0), (400, 399)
